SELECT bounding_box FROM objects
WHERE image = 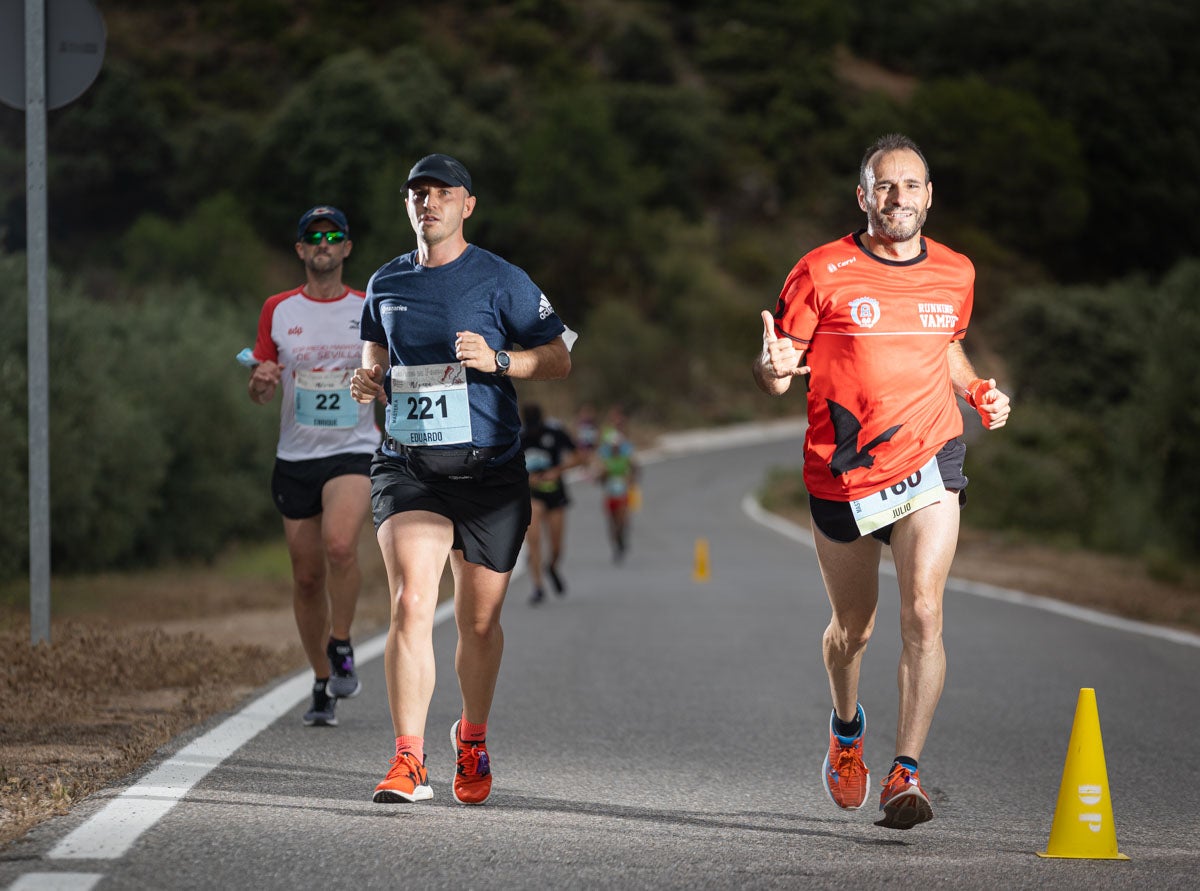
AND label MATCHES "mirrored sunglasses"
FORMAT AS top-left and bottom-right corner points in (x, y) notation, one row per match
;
(301, 230), (347, 245)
